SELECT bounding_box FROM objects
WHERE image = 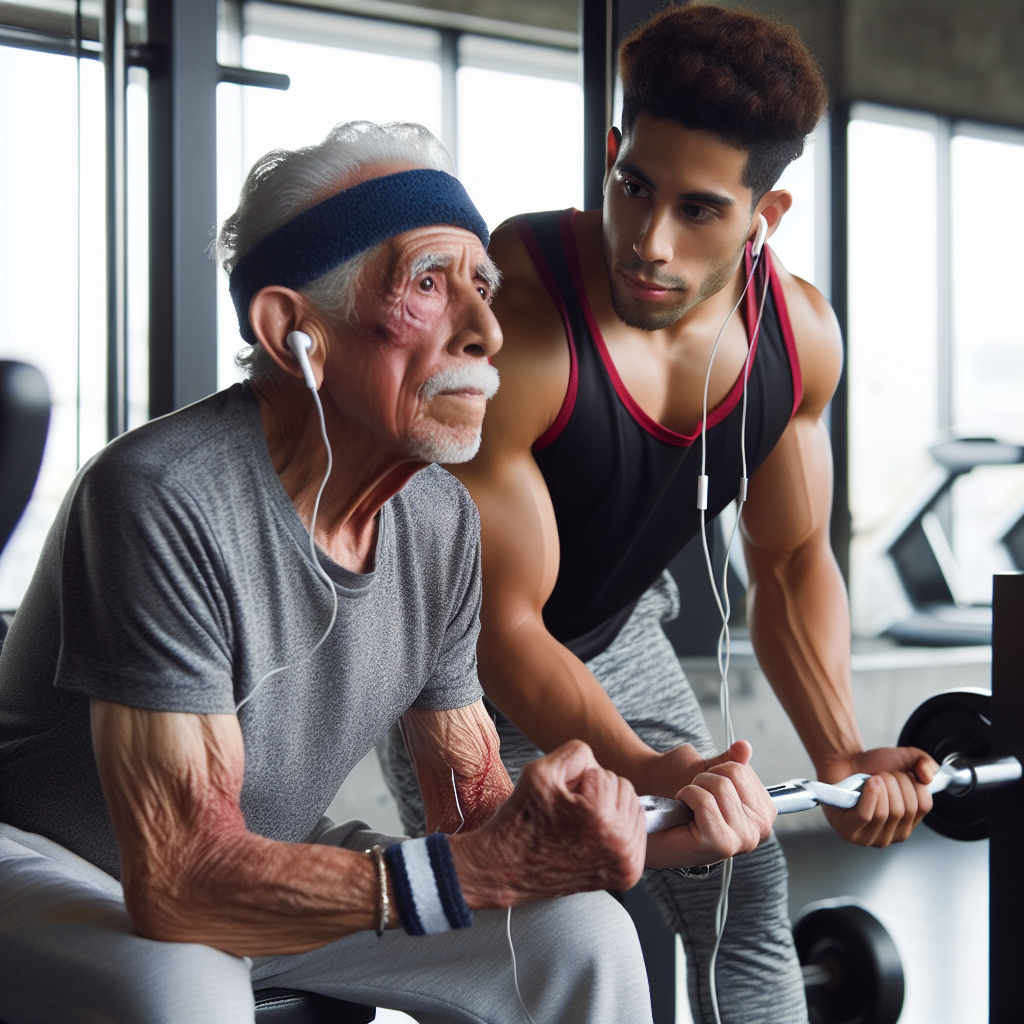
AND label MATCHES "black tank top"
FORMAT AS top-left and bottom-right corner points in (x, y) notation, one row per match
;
(516, 209), (803, 661)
